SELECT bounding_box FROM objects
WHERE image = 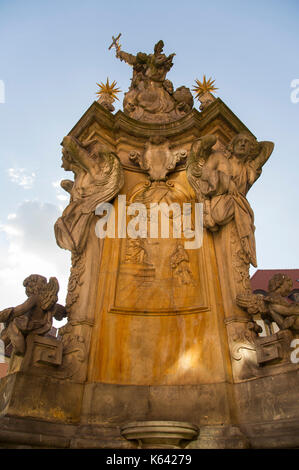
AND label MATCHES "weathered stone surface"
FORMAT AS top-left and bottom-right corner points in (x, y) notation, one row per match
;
(187, 425), (249, 449)
(0, 415), (75, 448)
(79, 383), (234, 427)
(235, 369), (299, 448)
(0, 372), (83, 424)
